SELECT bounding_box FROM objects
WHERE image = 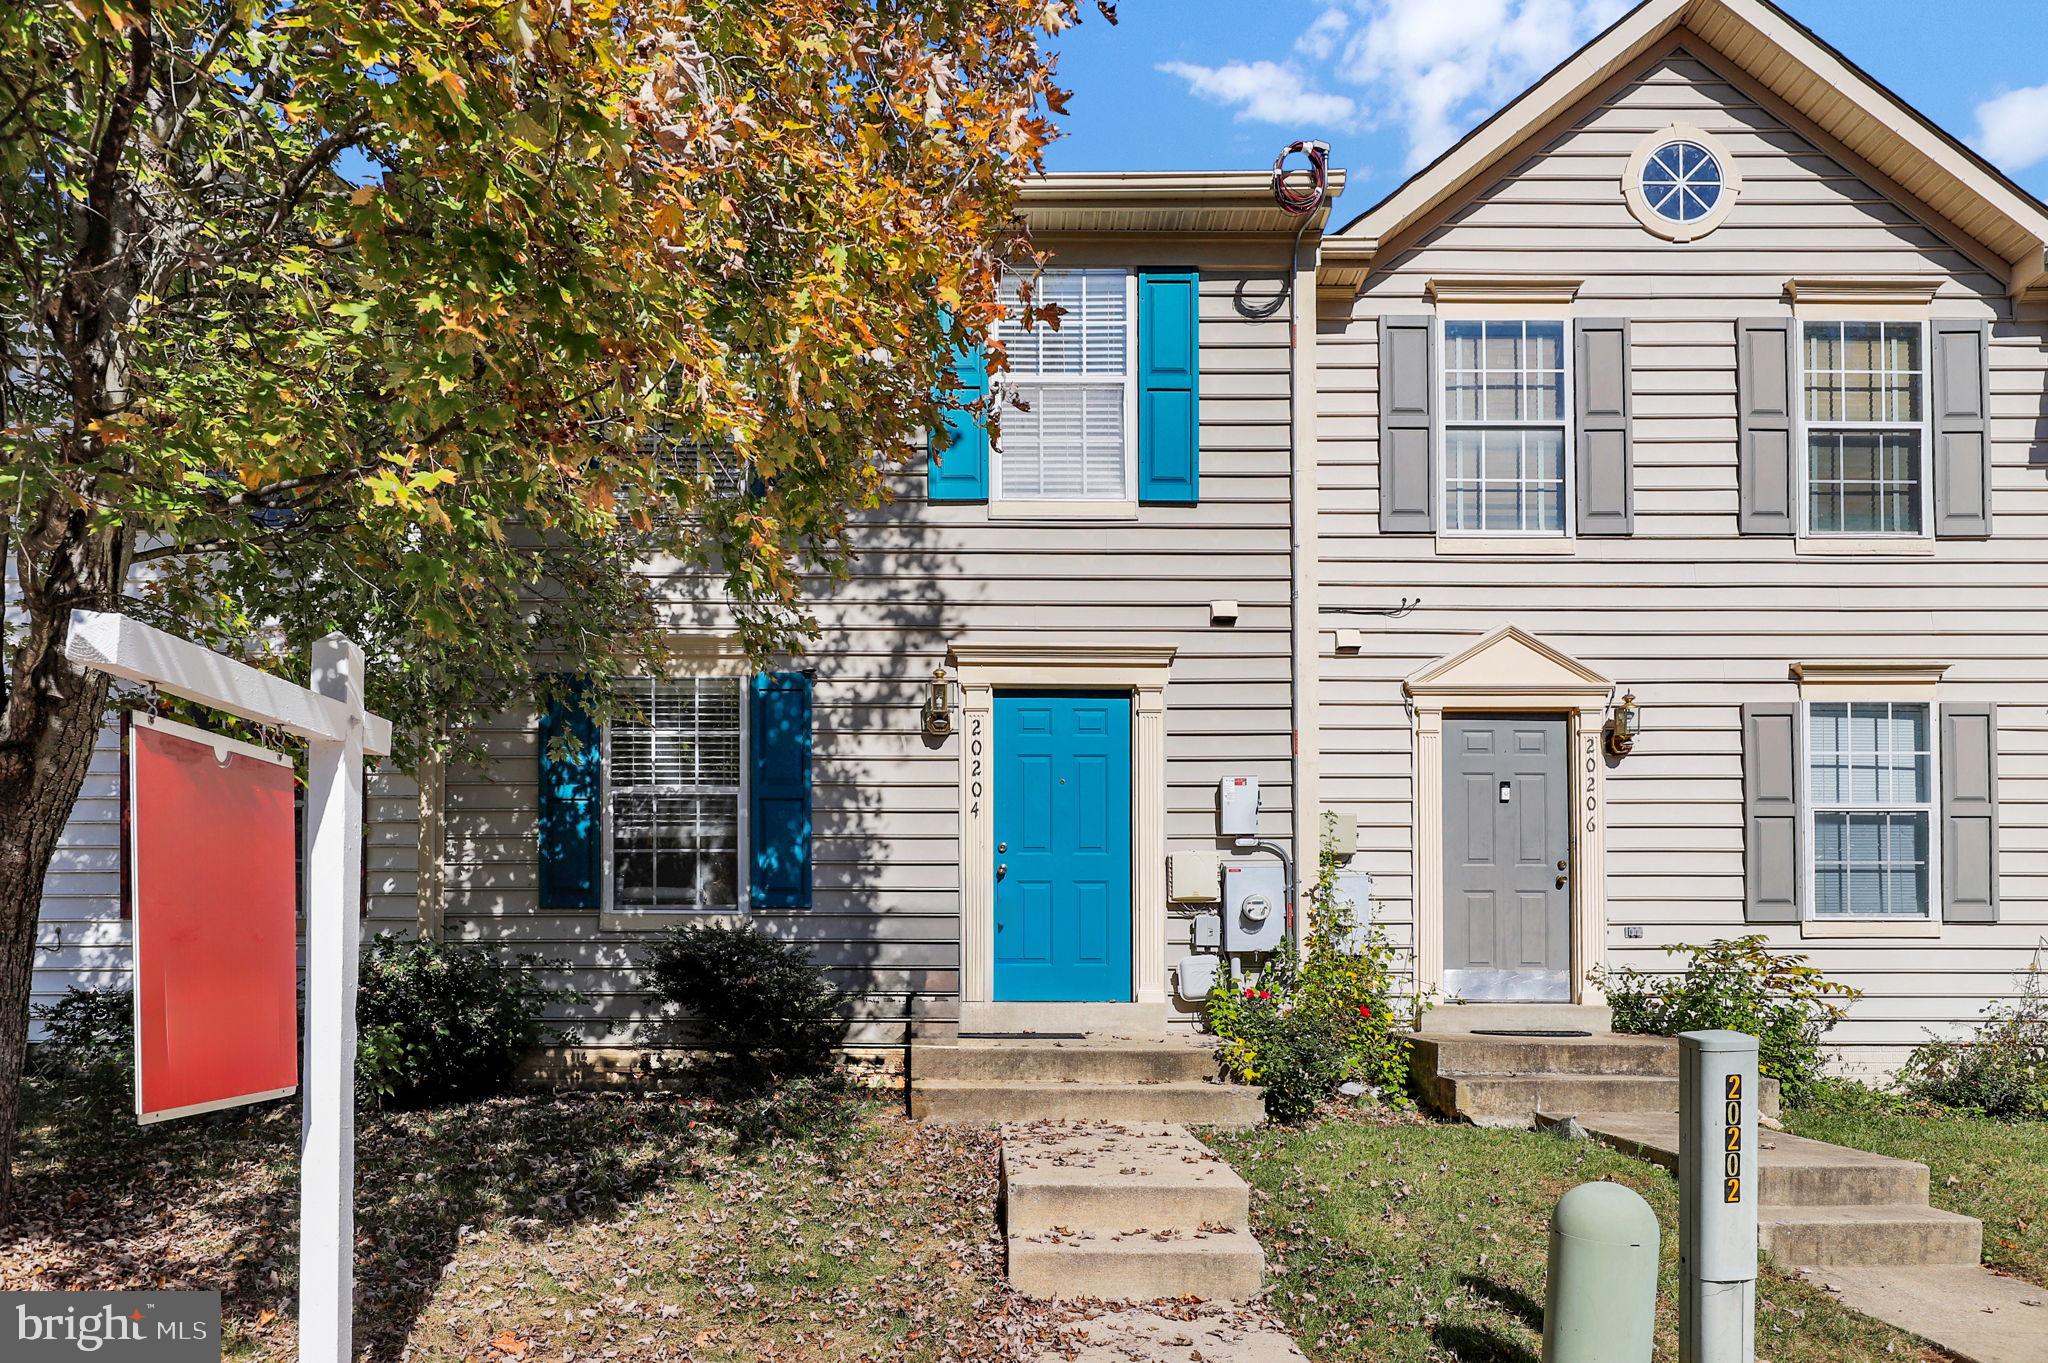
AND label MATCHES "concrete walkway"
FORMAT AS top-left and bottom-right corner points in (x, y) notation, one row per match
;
(1801, 1265), (2048, 1363)
(1001, 1121), (1314, 1362)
